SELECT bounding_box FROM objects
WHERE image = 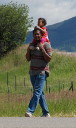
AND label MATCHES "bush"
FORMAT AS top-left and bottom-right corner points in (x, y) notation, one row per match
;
(0, 2), (33, 57)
